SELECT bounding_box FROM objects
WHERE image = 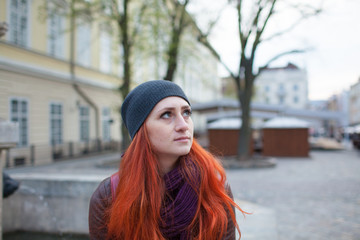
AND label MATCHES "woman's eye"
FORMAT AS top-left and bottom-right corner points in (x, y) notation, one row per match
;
(183, 109), (192, 117)
(161, 112), (171, 119)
